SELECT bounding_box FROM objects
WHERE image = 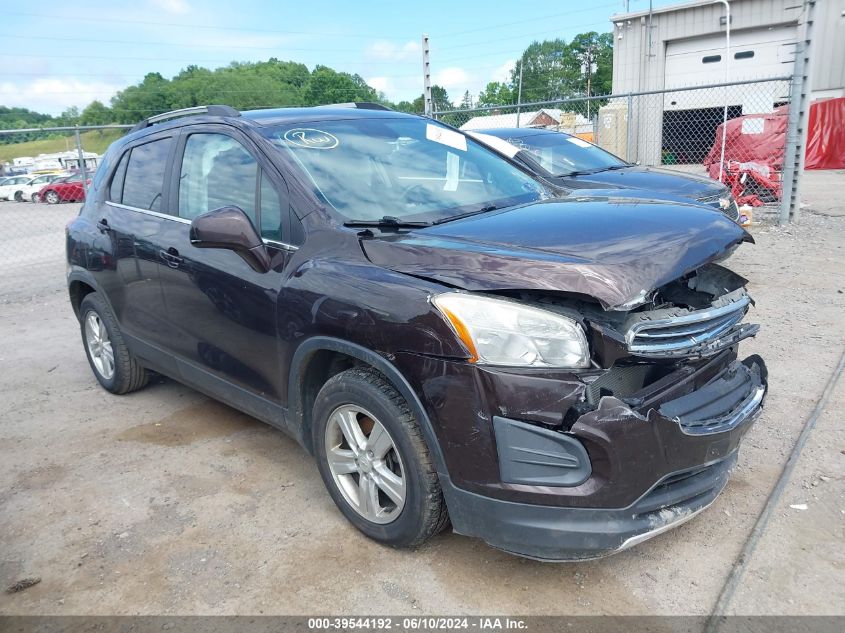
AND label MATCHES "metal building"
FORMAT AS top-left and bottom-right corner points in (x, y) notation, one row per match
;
(609, 0), (844, 165)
